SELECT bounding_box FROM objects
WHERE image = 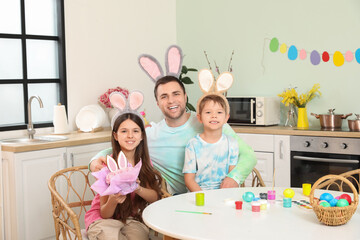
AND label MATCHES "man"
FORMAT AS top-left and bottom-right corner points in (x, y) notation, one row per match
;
(90, 76), (257, 195)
